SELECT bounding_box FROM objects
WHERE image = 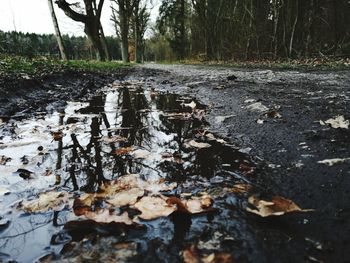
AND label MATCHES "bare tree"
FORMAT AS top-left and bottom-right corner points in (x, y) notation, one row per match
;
(133, 1), (150, 63)
(48, 0), (68, 60)
(111, 0), (135, 62)
(56, 0), (108, 61)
